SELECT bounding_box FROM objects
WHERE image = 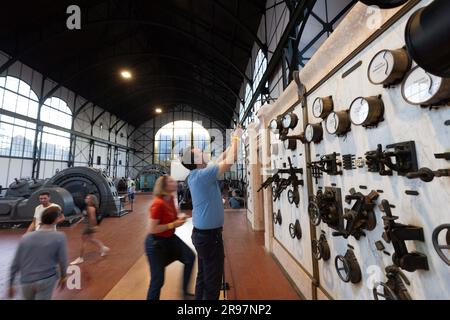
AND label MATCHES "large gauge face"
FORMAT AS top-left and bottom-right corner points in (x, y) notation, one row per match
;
(368, 50), (395, 84)
(402, 66), (443, 105)
(282, 113), (298, 129)
(312, 97), (333, 119)
(304, 123), (323, 143)
(326, 111), (351, 135)
(350, 98), (370, 126)
(269, 119), (280, 133)
(349, 96), (384, 127)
